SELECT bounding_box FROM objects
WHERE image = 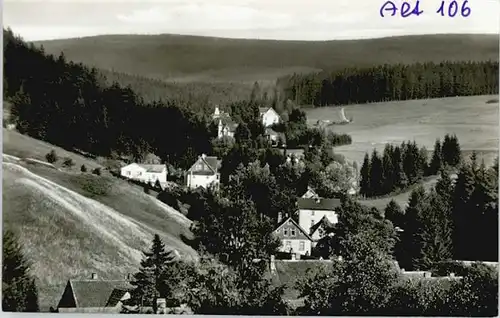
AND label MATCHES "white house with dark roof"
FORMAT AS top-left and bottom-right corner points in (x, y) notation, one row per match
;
(297, 197), (341, 238)
(273, 217), (313, 256)
(185, 154), (220, 190)
(120, 163), (167, 185)
(217, 117), (239, 139)
(259, 107), (281, 127)
(56, 273), (133, 313)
